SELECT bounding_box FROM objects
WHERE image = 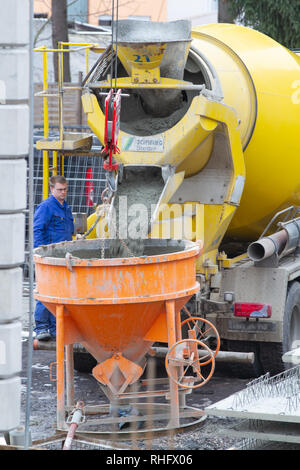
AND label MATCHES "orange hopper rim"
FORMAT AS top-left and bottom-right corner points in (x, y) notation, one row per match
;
(33, 238), (202, 305)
